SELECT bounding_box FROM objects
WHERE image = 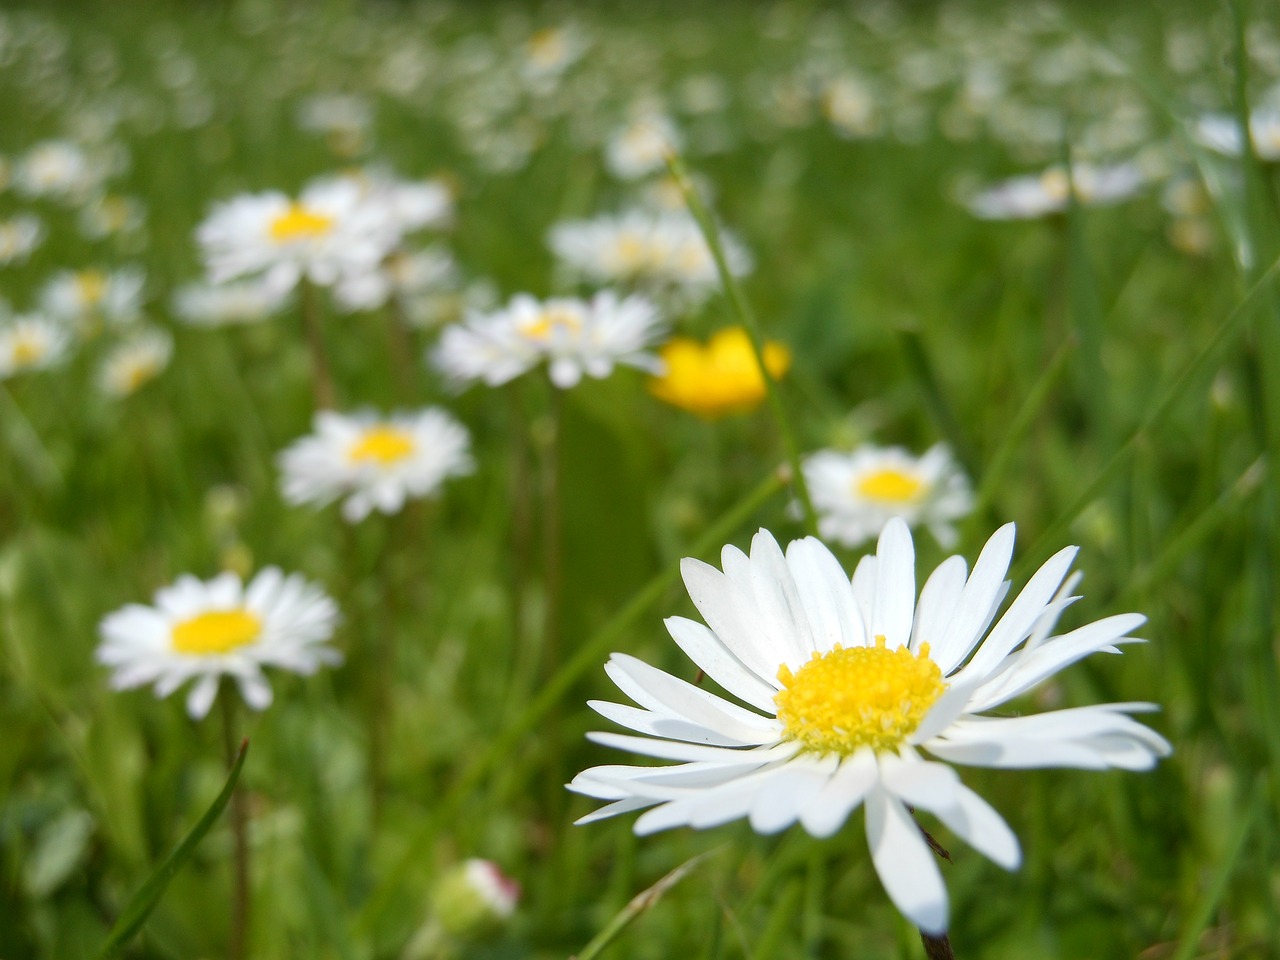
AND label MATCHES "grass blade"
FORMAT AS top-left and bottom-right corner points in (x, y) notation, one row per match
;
(96, 738), (250, 960)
